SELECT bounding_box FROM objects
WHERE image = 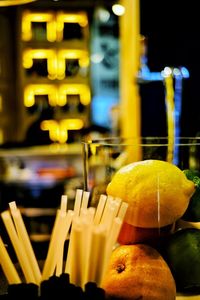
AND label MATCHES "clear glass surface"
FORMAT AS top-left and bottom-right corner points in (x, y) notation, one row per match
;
(82, 136), (200, 206)
(82, 136), (200, 299)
